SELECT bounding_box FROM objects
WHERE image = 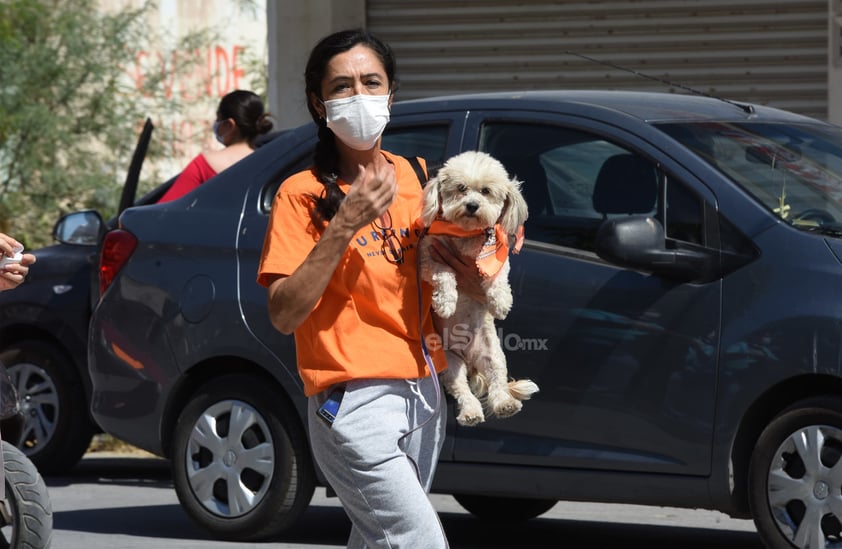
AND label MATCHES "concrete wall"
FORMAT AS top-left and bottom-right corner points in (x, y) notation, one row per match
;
(267, 0), (366, 129)
(100, 0), (268, 176)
